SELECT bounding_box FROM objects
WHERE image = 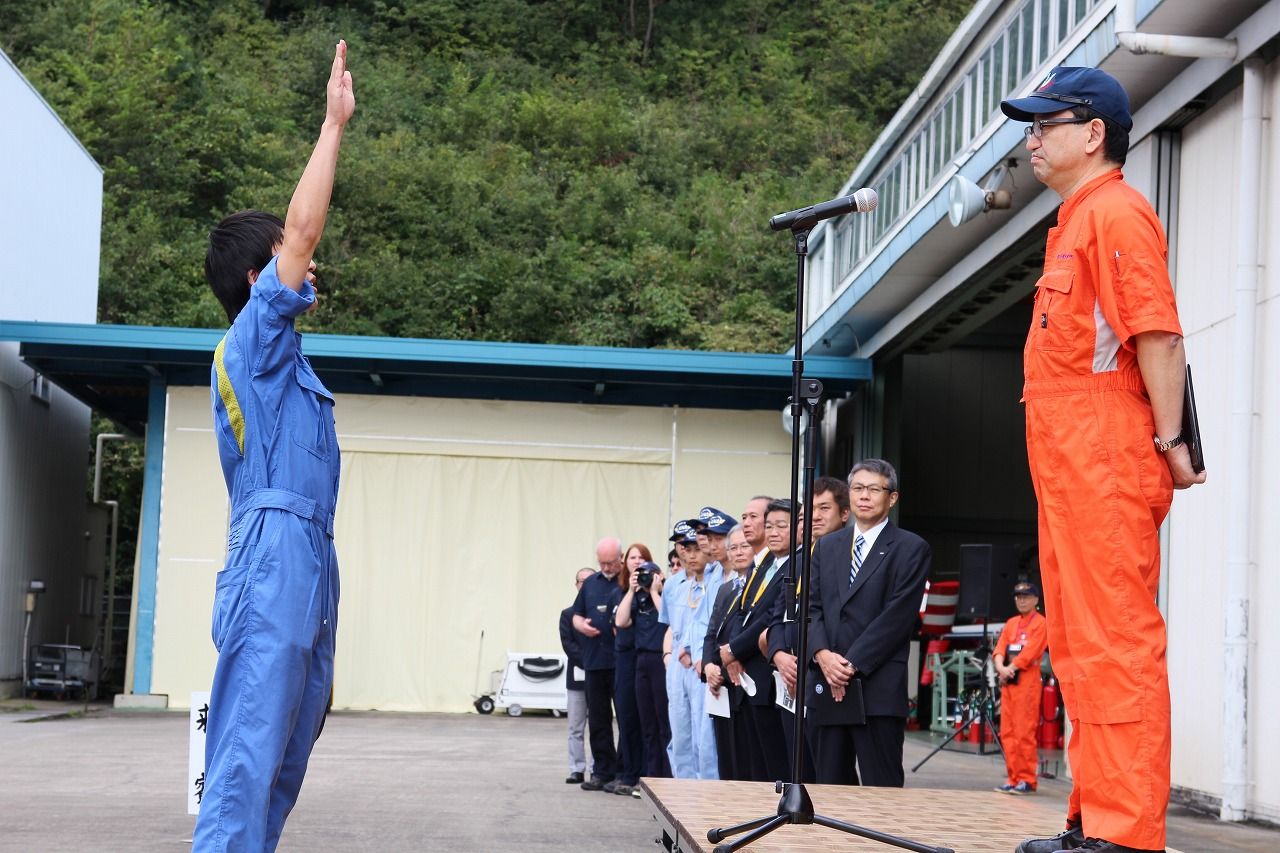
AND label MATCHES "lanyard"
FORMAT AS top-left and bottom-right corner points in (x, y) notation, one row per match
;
(738, 551), (769, 609)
